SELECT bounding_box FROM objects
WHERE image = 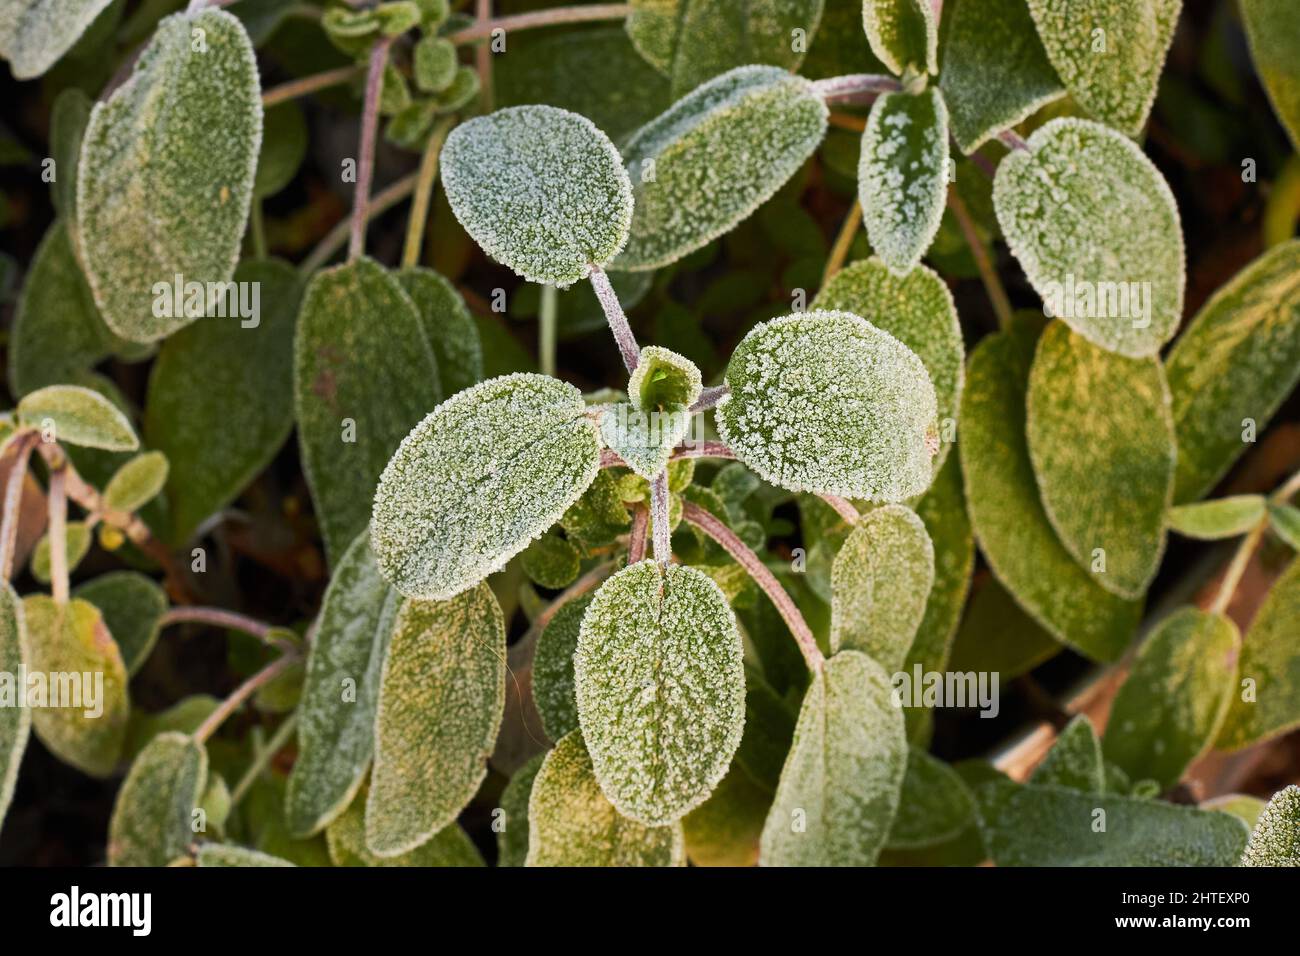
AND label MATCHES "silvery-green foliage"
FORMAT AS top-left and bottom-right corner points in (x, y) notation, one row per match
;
(526, 730), (685, 867)
(441, 106), (633, 287)
(108, 732), (207, 867)
(197, 844), (295, 867)
(1240, 0), (1300, 150)
(77, 9), (262, 342)
(859, 89), (949, 276)
(886, 747), (975, 850)
(627, 345), (702, 412)
(861, 0), (936, 76)
(1165, 240), (1300, 504)
(17, 384), (138, 451)
(395, 267), (483, 398)
(574, 561), (745, 826)
(974, 779), (1248, 866)
(716, 310), (938, 501)
(1270, 504), (1300, 552)
(532, 595), (591, 741)
(760, 651), (907, 866)
(1102, 607), (1237, 791)
(939, 0), (1064, 154)
(1026, 0), (1181, 136)
(1241, 785), (1300, 867)
(366, 584), (505, 857)
(993, 118), (1185, 358)
(0, 584), (30, 831)
(600, 400), (691, 479)
(1166, 496), (1267, 540)
(371, 373), (601, 600)
(73, 572), (167, 677)
(1026, 321), (1175, 599)
(285, 533), (398, 838)
(496, 752), (545, 867)
(327, 784), (483, 867)
(0, 0), (115, 79)
(829, 504), (934, 671)
(616, 66), (828, 271)
(413, 35), (457, 93)
(1031, 715), (1105, 792)
(102, 451), (168, 514)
